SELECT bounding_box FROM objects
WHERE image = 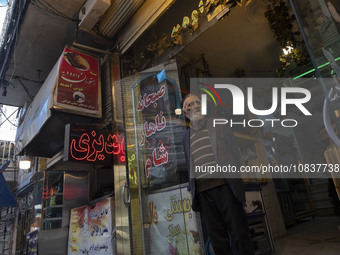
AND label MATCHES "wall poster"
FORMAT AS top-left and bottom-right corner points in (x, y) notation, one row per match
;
(67, 198), (114, 255)
(147, 186), (201, 255)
